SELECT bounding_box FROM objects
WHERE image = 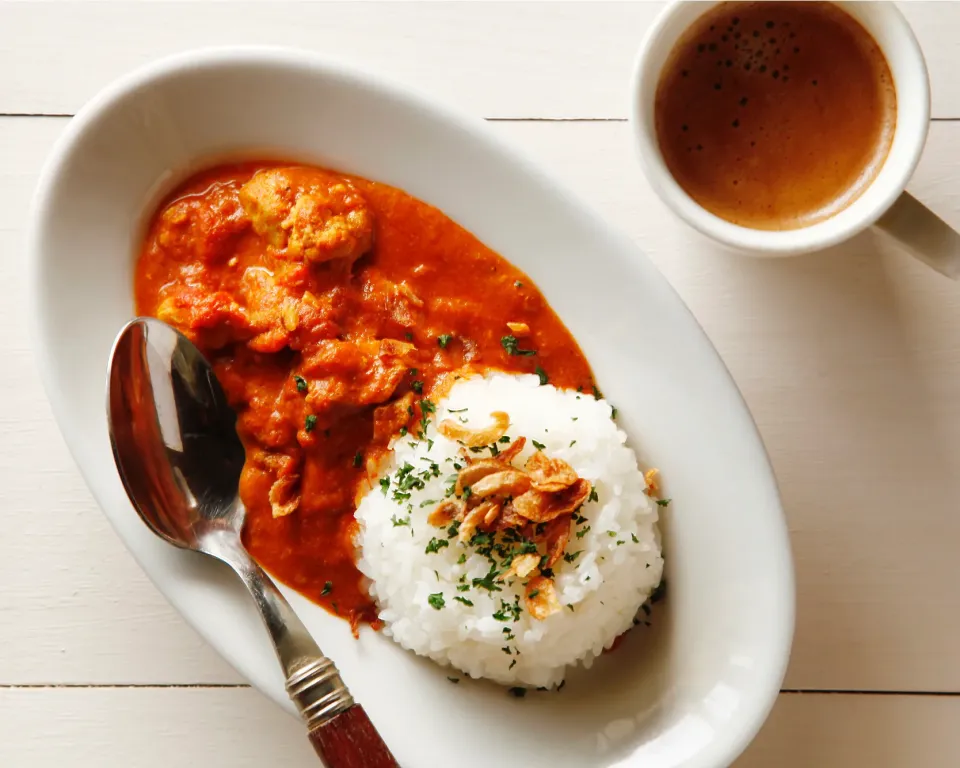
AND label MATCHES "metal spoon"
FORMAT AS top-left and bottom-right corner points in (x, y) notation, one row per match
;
(107, 317), (398, 768)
